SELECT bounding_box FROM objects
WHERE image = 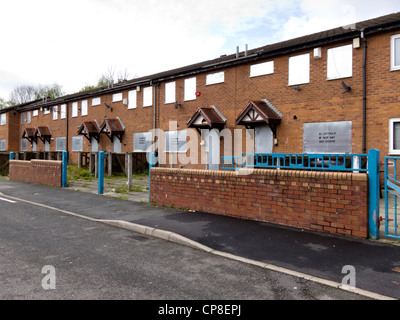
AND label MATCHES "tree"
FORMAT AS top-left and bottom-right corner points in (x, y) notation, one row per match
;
(8, 83), (65, 106)
(79, 67), (131, 92)
(0, 97), (11, 109)
(9, 85), (36, 105)
(34, 83), (64, 100)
